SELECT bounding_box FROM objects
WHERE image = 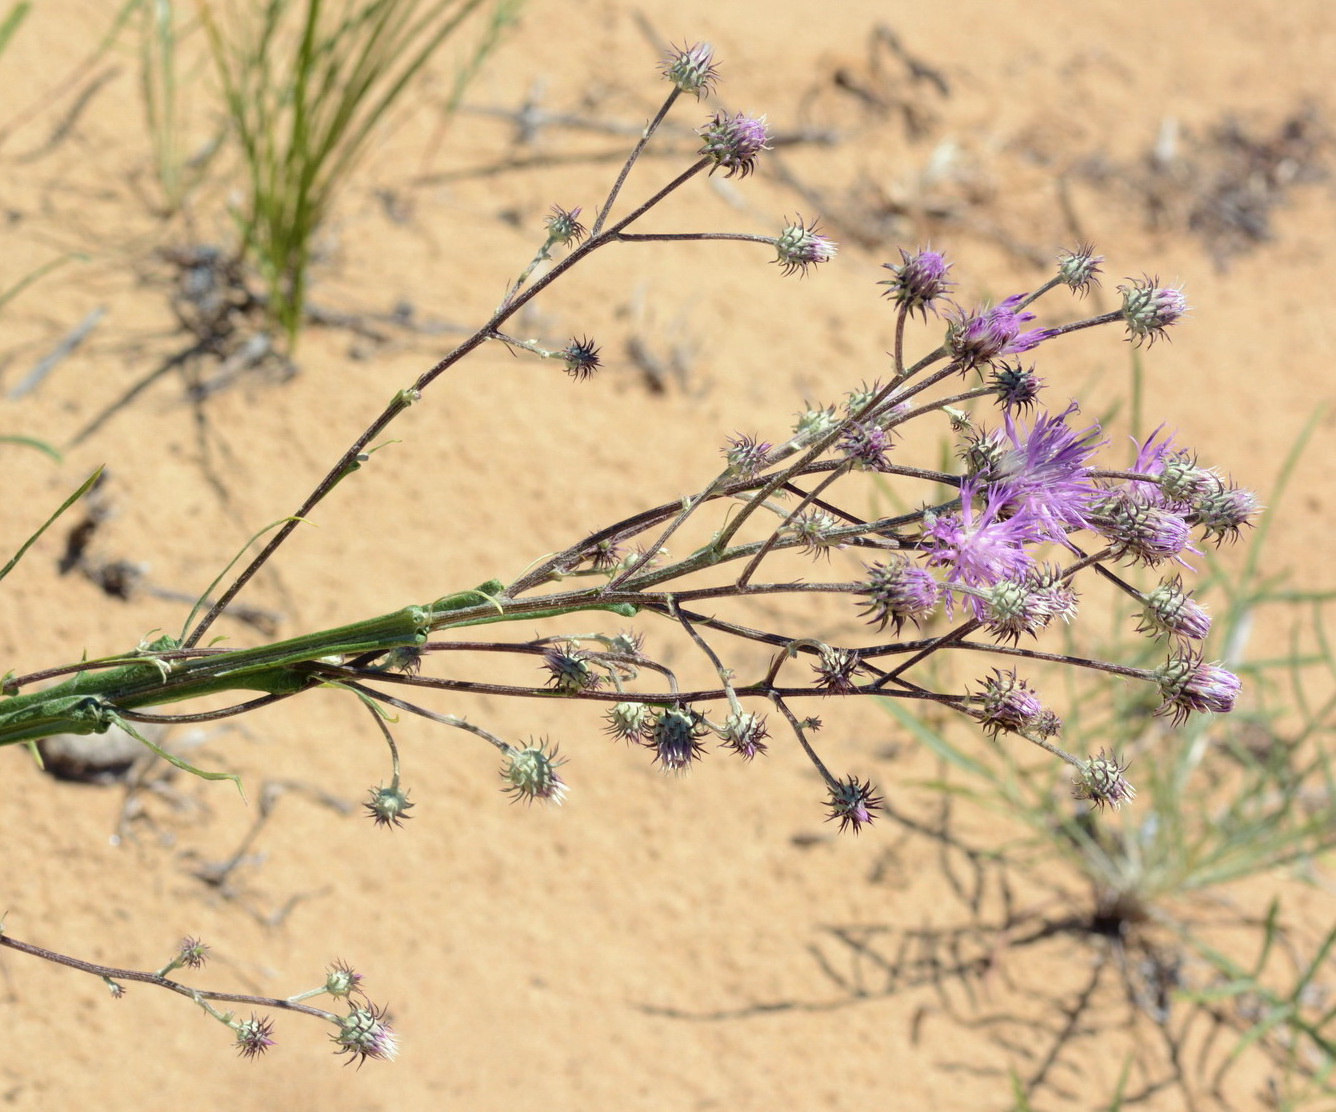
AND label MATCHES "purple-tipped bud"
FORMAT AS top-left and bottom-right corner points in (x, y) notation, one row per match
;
(235, 1015), (277, 1060)
(947, 295), (1054, 369)
(177, 937), (210, 970)
(879, 247), (954, 319)
(793, 403), (840, 441)
(604, 701), (652, 743)
(718, 710), (769, 760)
(785, 510), (847, 560)
(364, 784), (414, 828)
(1089, 490), (1192, 567)
(541, 642), (602, 695)
(1190, 480), (1261, 545)
(698, 111), (769, 178)
(773, 216), (837, 277)
(1074, 749), (1137, 810)
(325, 960), (364, 1000)
(980, 565), (1078, 643)
(990, 362), (1045, 412)
(661, 42), (719, 99)
(1152, 653), (1242, 724)
(723, 433), (772, 477)
(500, 740), (569, 805)
(838, 419), (894, 471)
(648, 706), (707, 773)
(1056, 244), (1104, 297)
(974, 669), (1049, 737)
(1137, 576), (1212, 642)
(812, 645), (863, 694)
(1119, 277), (1188, 346)
(824, 775), (884, 835)
(332, 1002), (398, 1065)
(561, 336), (601, 380)
(544, 205), (586, 245)
(856, 558), (941, 633)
